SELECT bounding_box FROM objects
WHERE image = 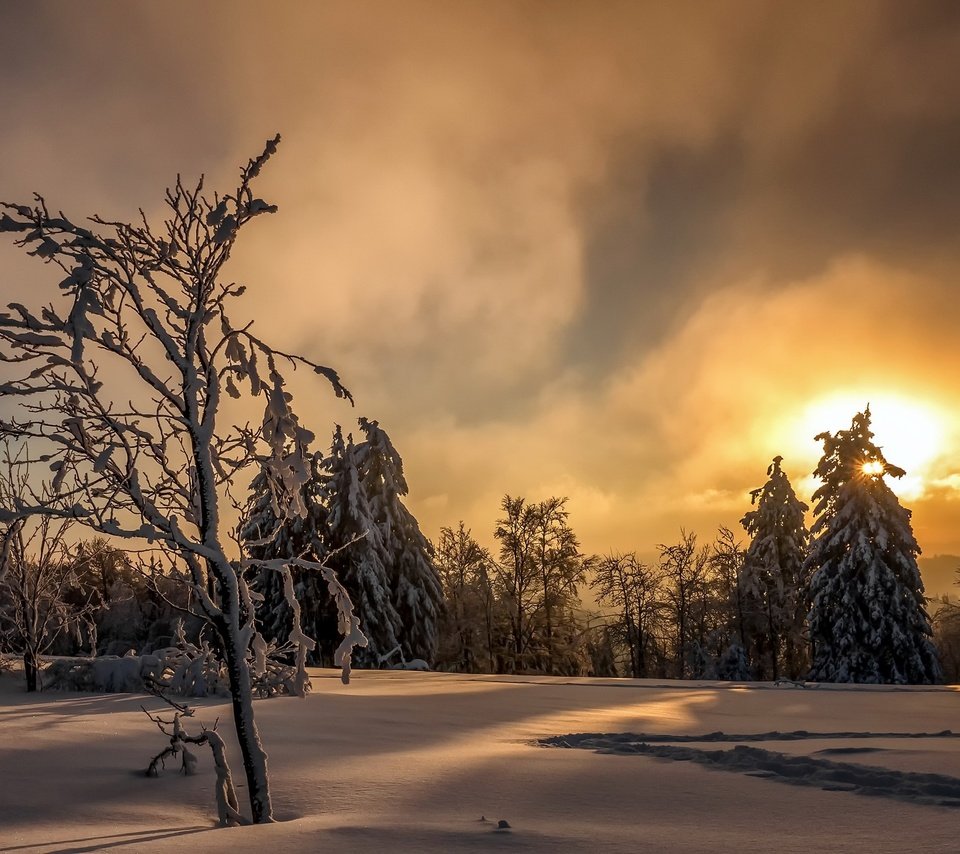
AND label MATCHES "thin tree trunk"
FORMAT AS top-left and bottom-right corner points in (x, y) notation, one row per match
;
(540, 548), (554, 675)
(515, 596), (524, 671)
(222, 626), (273, 824)
(484, 597), (495, 673)
(766, 599), (779, 681)
(24, 648), (38, 692)
(22, 585), (38, 692)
